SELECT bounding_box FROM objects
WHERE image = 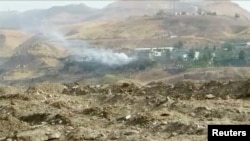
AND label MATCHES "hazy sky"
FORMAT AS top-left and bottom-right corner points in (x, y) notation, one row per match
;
(0, 1), (249, 12)
(0, 1), (115, 11)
